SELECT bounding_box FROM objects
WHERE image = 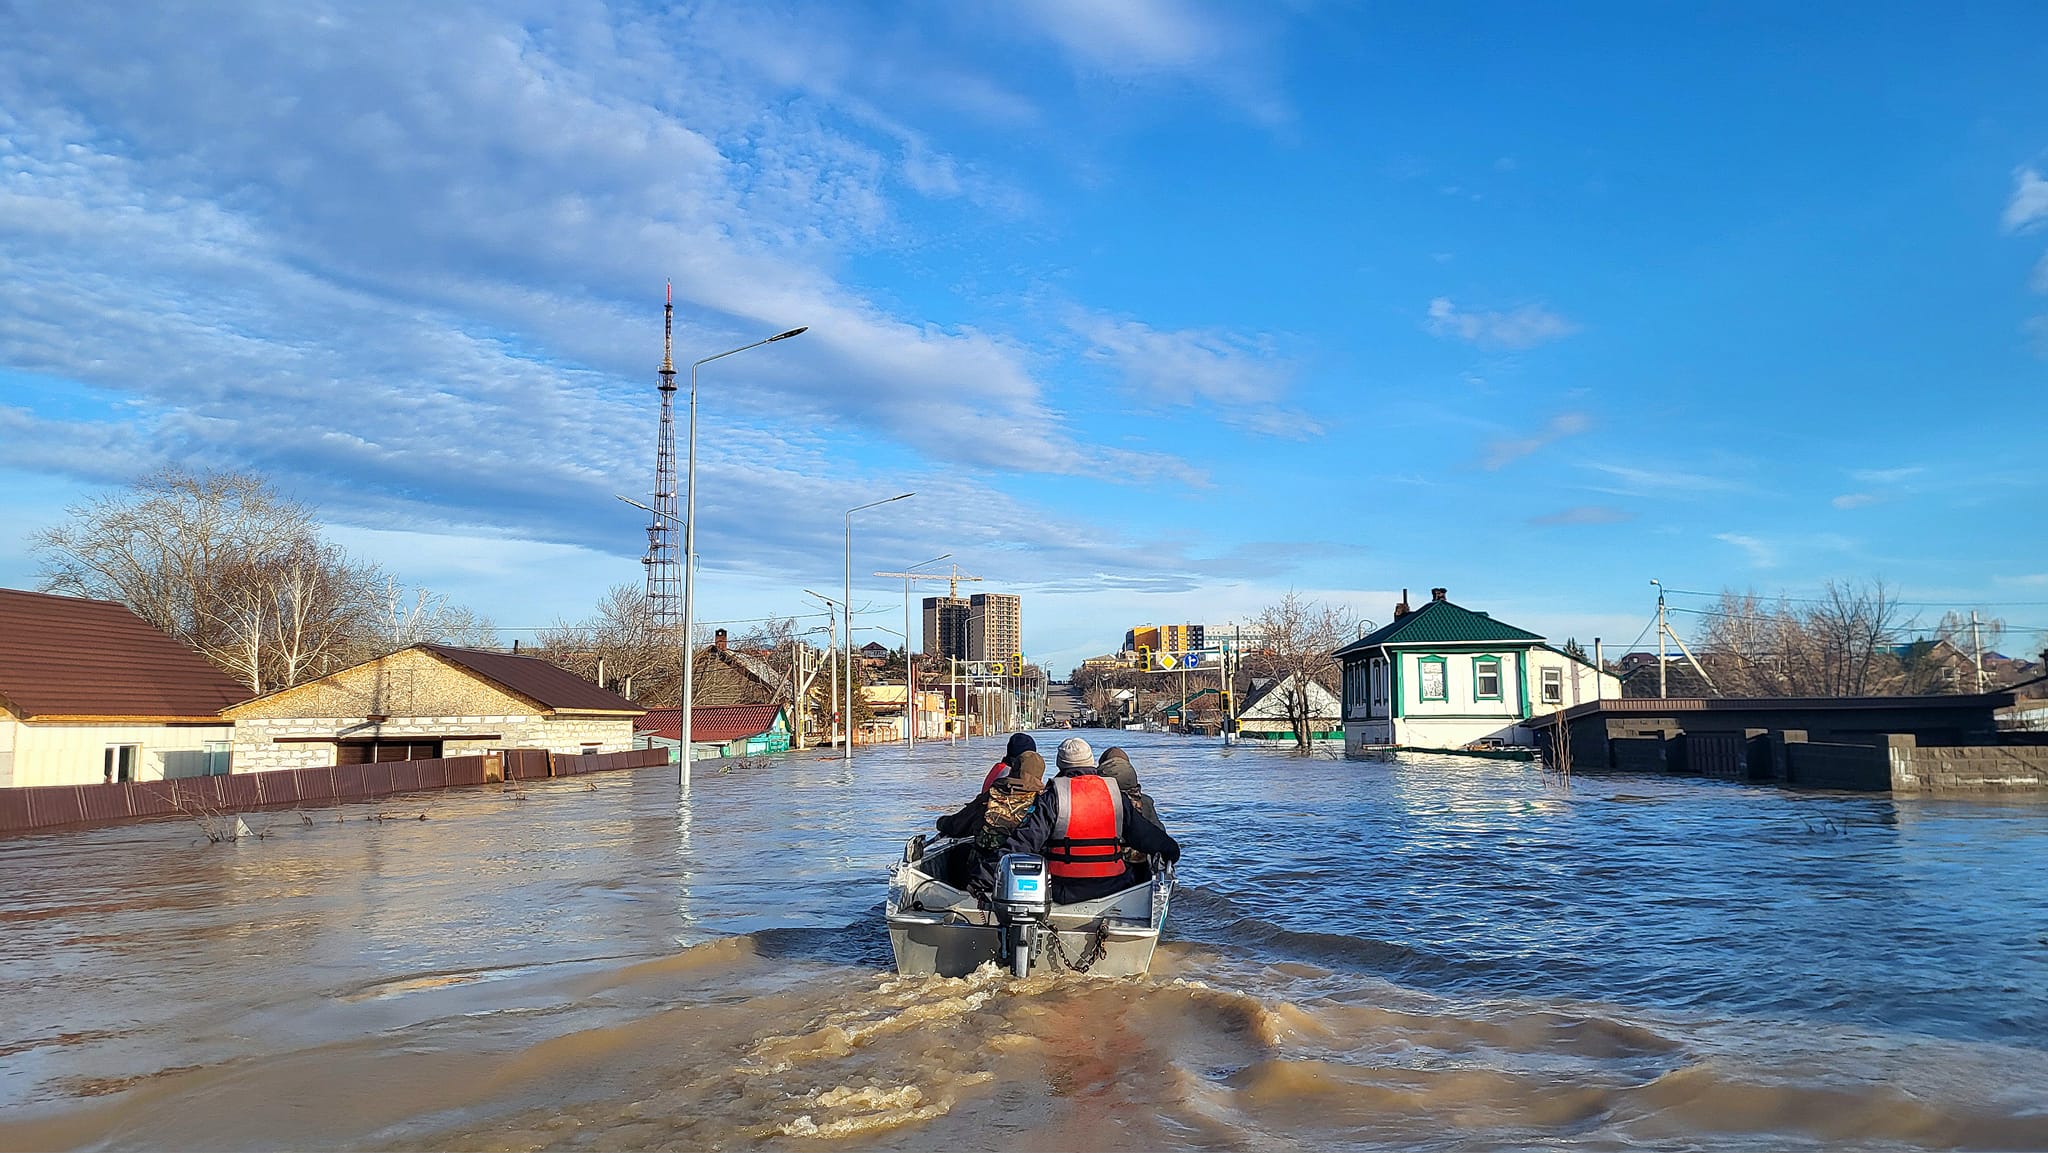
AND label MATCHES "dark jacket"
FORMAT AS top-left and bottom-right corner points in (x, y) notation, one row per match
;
(1000, 771), (1180, 904)
(939, 751), (1048, 892)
